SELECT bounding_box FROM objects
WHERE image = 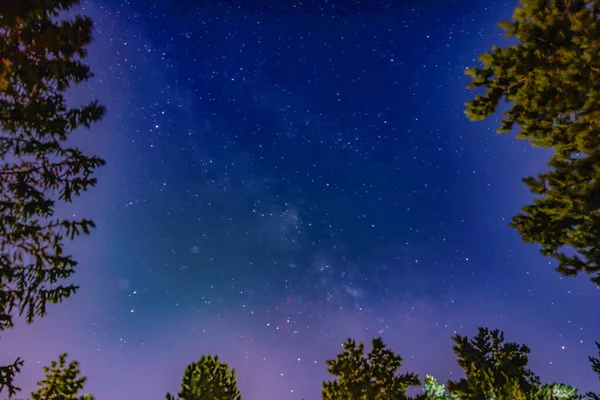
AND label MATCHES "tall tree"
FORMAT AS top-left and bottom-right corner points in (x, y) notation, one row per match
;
(447, 327), (584, 400)
(465, 0), (600, 284)
(0, 0), (105, 395)
(167, 355), (242, 400)
(322, 337), (420, 400)
(447, 327), (540, 399)
(29, 353), (94, 400)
